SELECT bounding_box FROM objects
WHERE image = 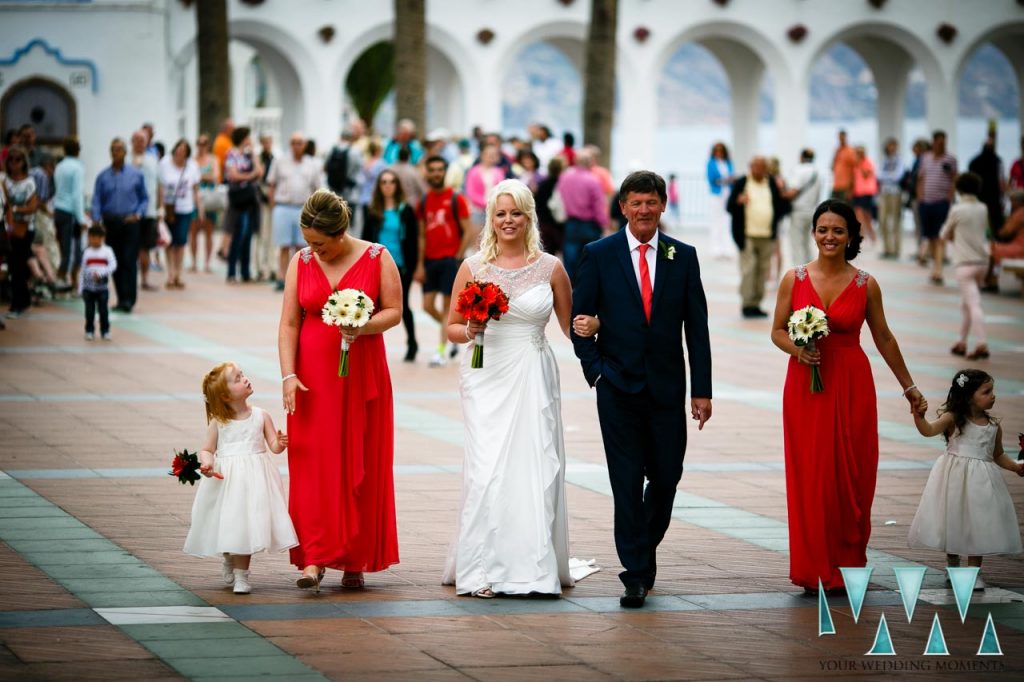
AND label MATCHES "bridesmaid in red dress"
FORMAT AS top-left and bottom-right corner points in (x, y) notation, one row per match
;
(771, 200), (923, 594)
(278, 189), (403, 591)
